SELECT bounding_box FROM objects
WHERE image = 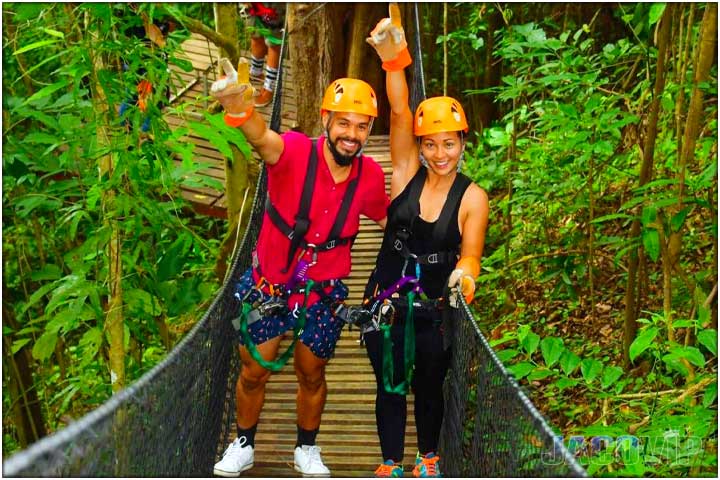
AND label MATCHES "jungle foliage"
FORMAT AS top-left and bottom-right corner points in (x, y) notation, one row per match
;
(2, 2), (226, 453)
(425, 3), (717, 476)
(2, 2), (717, 477)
